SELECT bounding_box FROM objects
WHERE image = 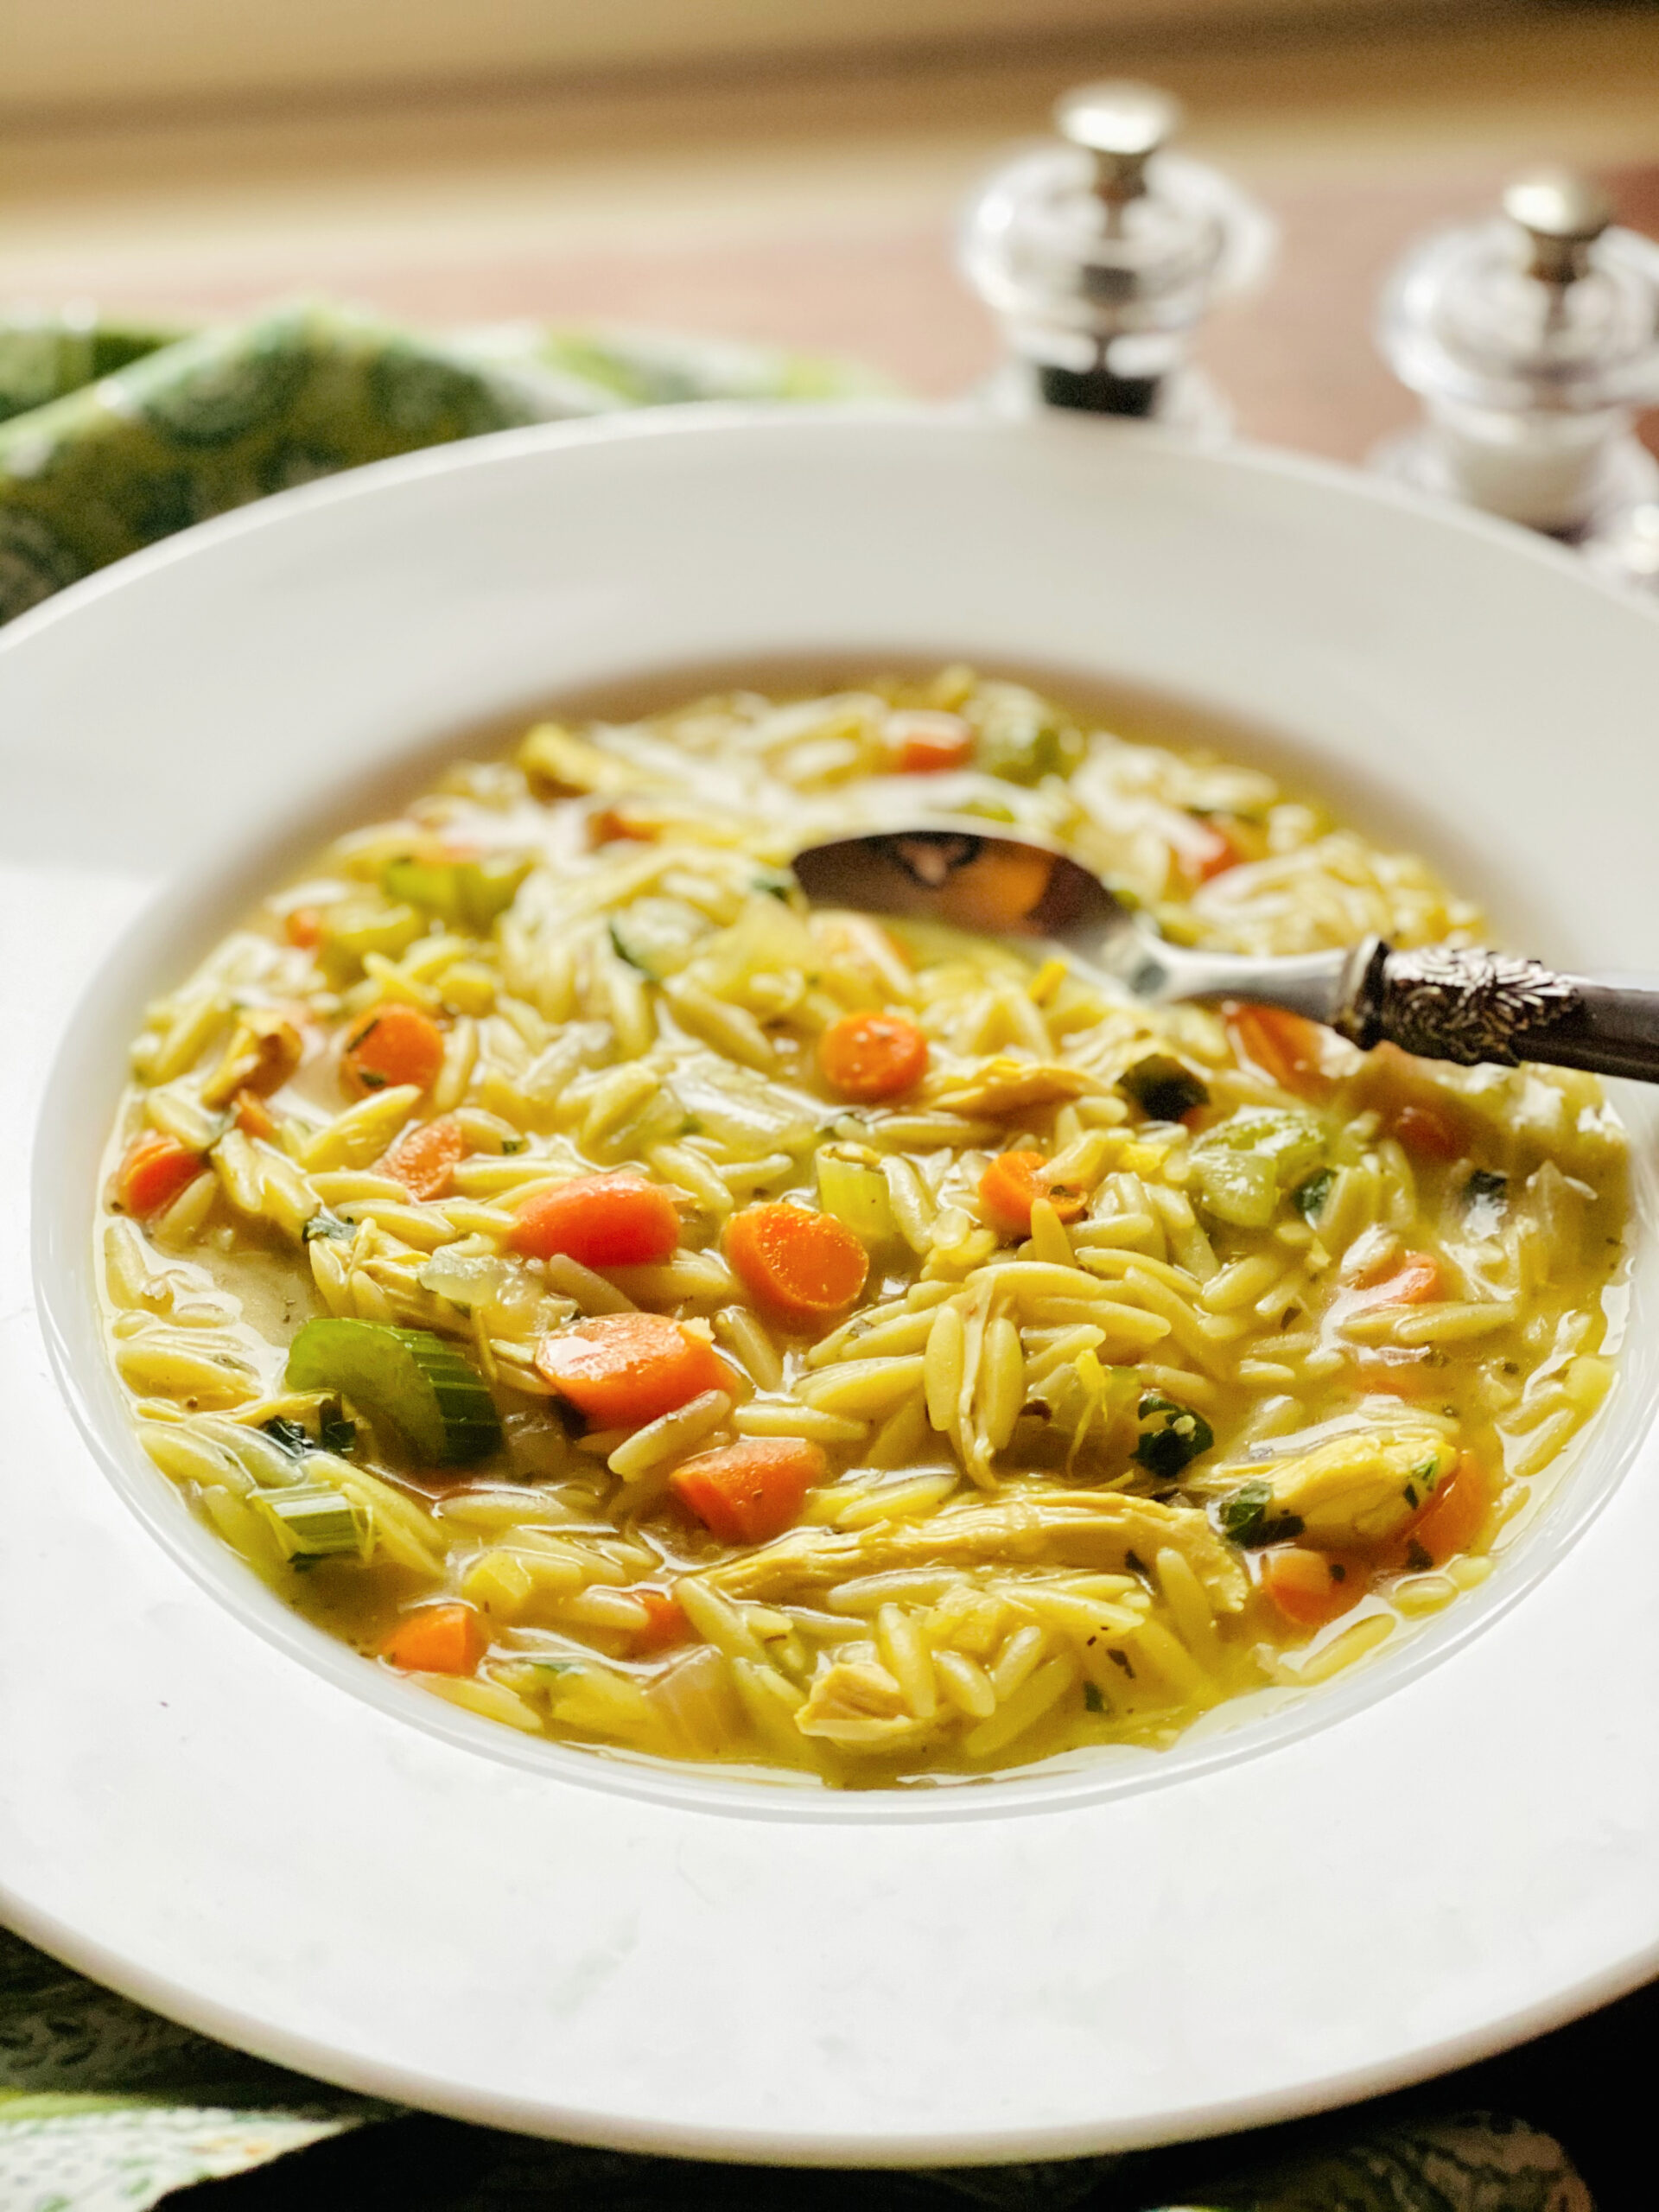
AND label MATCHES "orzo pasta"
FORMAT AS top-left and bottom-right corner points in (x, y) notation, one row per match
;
(99, 670), (1629, 1783)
